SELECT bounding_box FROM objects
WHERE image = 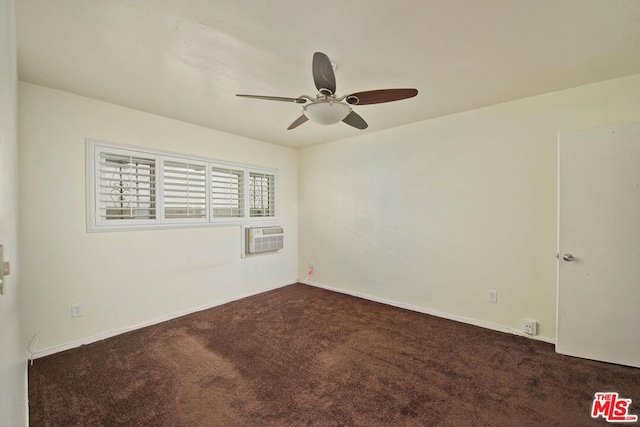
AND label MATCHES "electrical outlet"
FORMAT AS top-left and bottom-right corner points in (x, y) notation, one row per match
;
(71, 303), (83, 318)
(309, 262), (314, 271)
(487, 290), (498, 303)
(523, 319), (537, 335)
